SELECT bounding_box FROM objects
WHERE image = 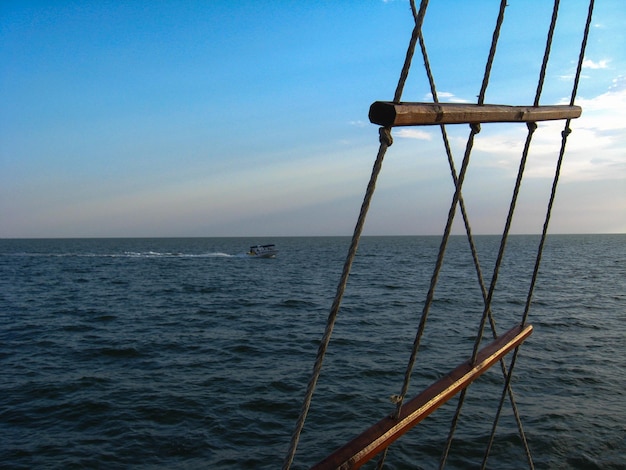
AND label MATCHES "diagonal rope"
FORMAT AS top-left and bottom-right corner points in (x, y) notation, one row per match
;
(393, 0), (430, 103)
(468, 119), (537, 469)
(422, 13), (530, 470)
(283, 3), (430, 468)
(522, 0), (594, 331)
(469, 121), (536, 364)
(393, 122), (481, 421)
(480, 1), (595, 468)
(285, 0), (592, 466)
(393, 0), (508, 423)
(477, 0), (508, 105)
(426, 1), (536, 466)
(417, 28), (491, 470)
(282, 129), (391, 470)
(413, 14), (530, 469)
(465, 0), (517, 370)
